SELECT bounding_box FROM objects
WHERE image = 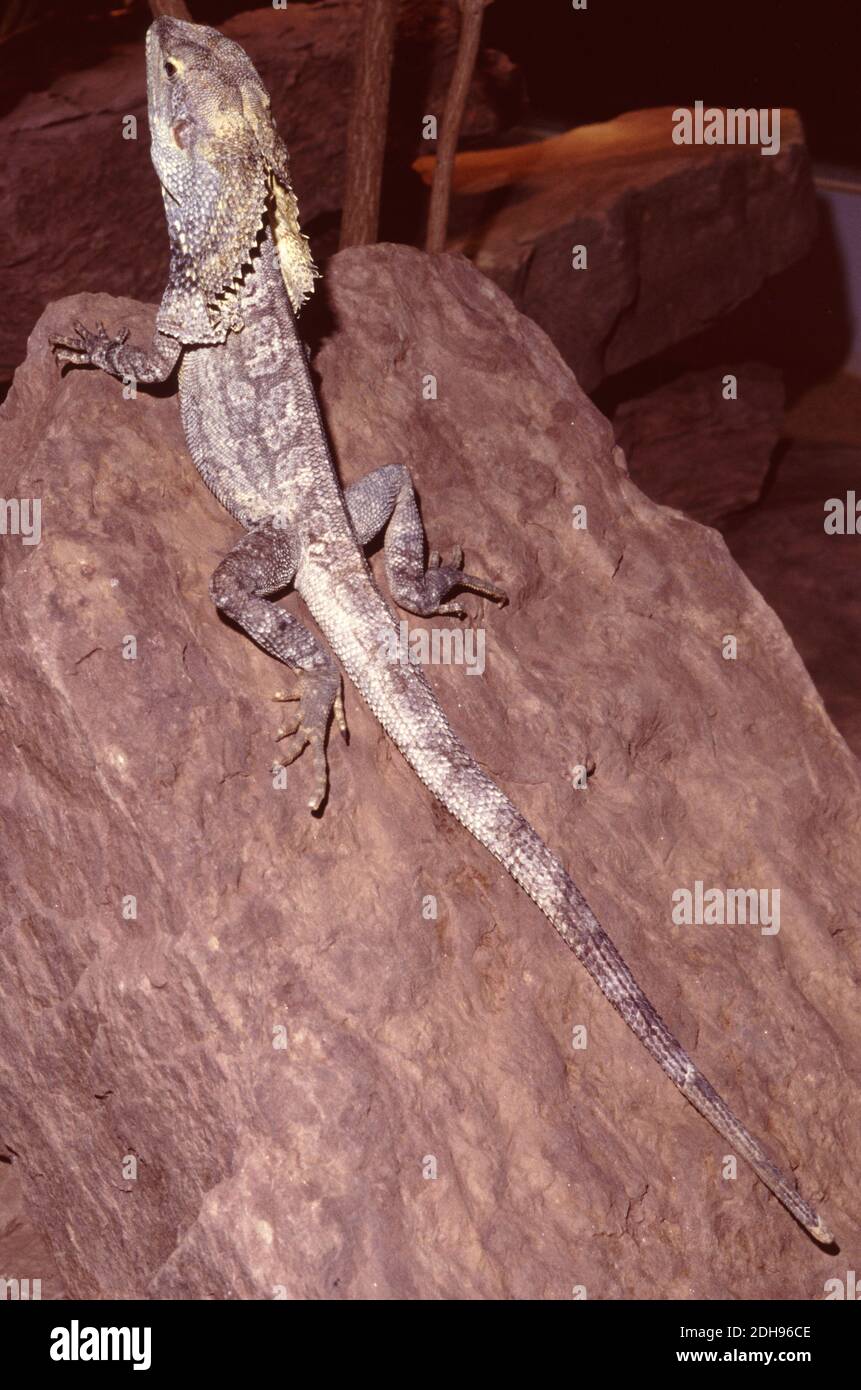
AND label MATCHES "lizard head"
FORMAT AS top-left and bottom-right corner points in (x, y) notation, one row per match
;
(146, 17), (316, 344)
